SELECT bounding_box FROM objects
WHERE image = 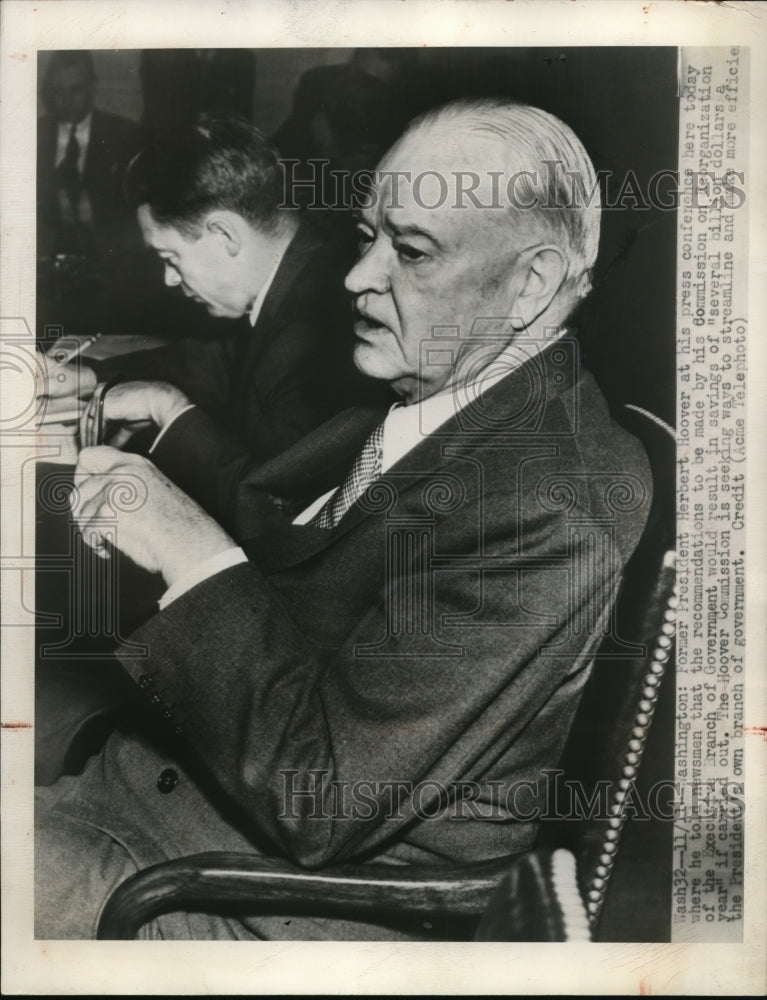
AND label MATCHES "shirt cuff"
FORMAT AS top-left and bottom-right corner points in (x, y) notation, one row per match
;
(158, 547), (249, 610)
(149, 403), (198, 454)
